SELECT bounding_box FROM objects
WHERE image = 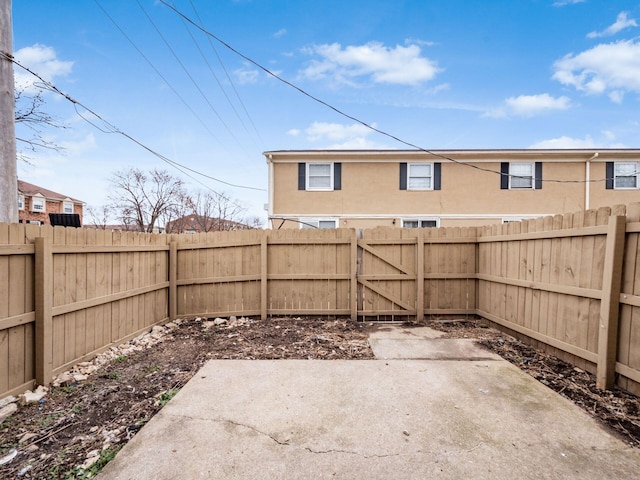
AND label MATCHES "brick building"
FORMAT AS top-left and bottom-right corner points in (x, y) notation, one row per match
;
(17, 180), (84, 226)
